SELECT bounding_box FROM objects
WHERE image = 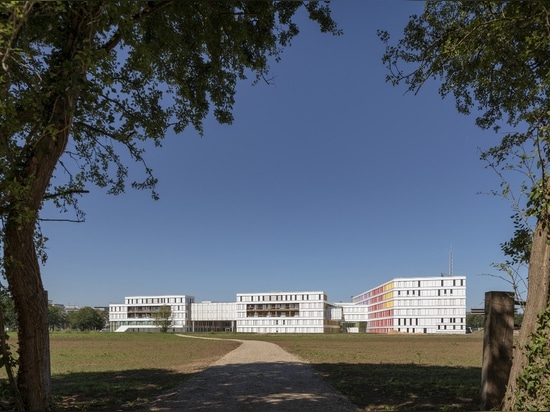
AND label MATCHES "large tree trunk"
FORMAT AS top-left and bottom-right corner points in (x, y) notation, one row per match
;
(3, 124), (71, 409)
(2, 95), (75, 409)
(503, 219), (550, 410)
(4, 220), (51, 411)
